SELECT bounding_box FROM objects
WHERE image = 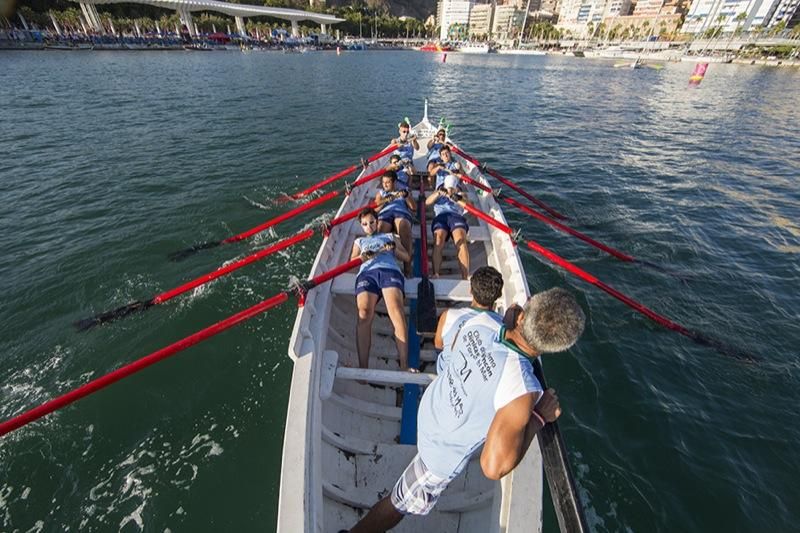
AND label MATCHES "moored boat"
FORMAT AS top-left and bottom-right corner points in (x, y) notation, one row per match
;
(456, 42), (491, 54)
(420, 42), (453, 52)
(277, 103), (544, 532)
